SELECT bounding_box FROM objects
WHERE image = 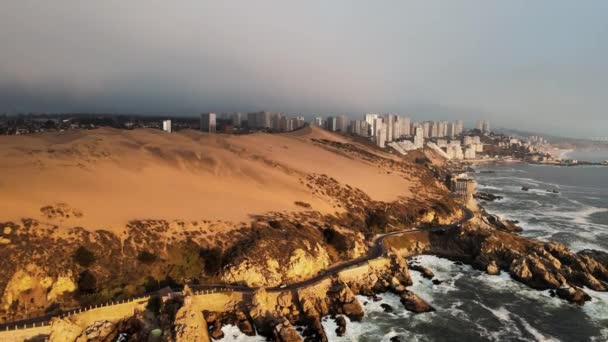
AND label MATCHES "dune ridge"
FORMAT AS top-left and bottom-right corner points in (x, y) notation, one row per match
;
(0, 126), (416, 231)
